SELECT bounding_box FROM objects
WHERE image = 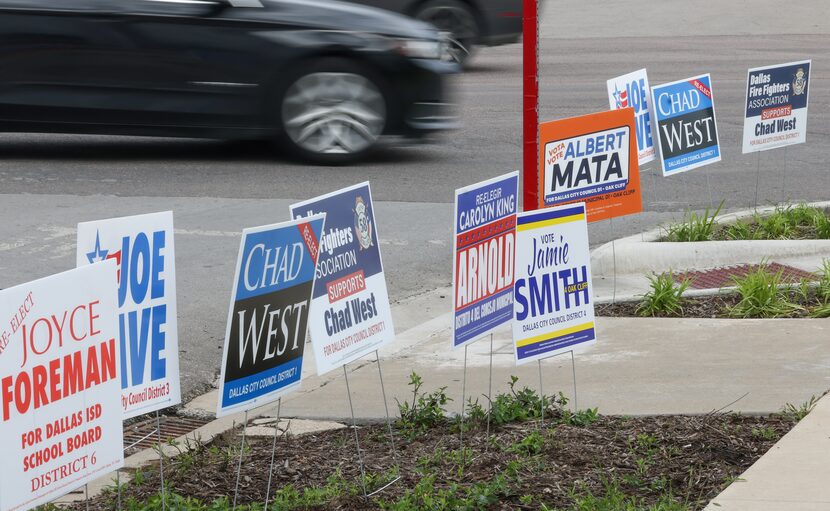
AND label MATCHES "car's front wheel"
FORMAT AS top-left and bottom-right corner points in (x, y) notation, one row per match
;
(279, 60), (387, 165)
(414, 0), (479, 65)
